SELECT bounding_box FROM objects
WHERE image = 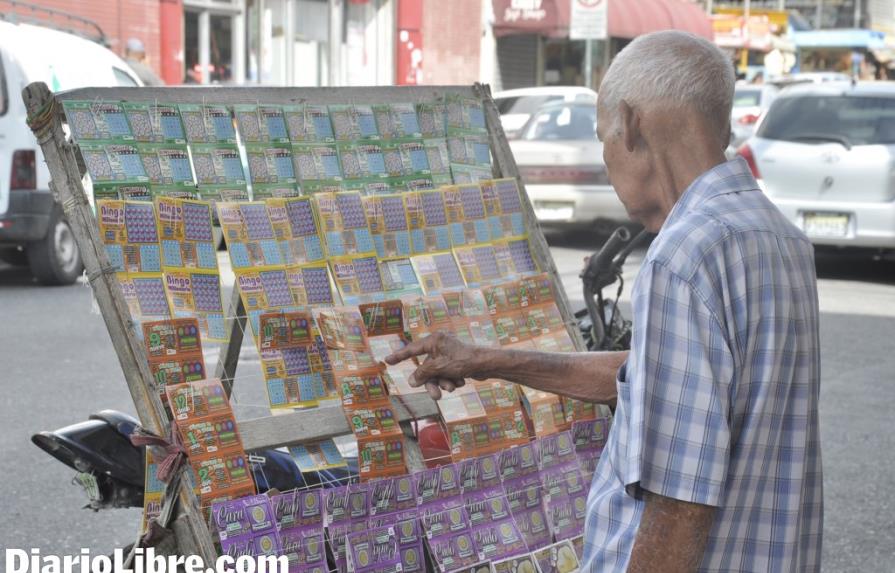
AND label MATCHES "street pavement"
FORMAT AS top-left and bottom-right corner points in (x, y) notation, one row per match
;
(0, 237), (893, 571)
